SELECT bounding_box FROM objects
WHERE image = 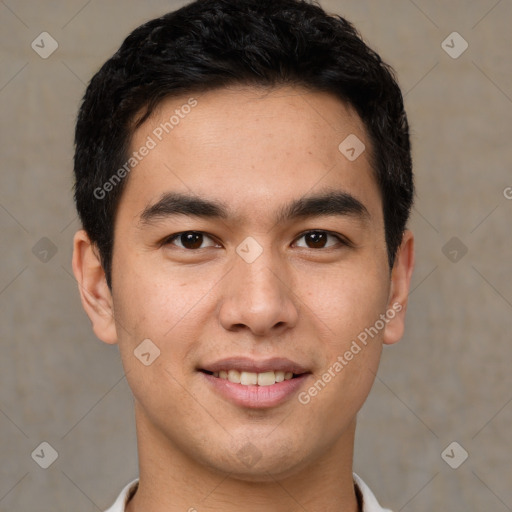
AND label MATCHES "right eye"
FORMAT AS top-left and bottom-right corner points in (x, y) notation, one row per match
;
(162, 231), (220, 250)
